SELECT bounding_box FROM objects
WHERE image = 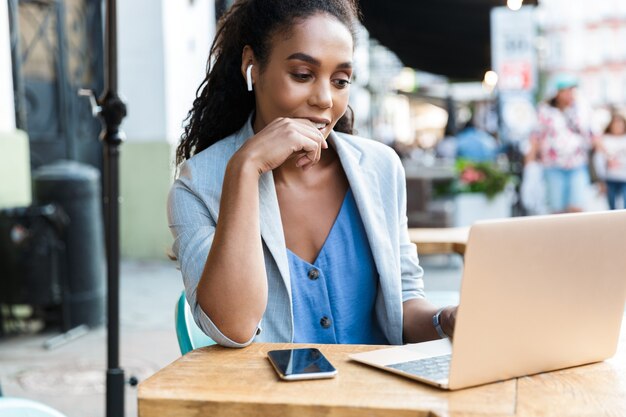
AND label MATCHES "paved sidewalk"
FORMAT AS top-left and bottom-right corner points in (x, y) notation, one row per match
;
(0, 257), (462, 417)
(0, 261), (184, 417)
